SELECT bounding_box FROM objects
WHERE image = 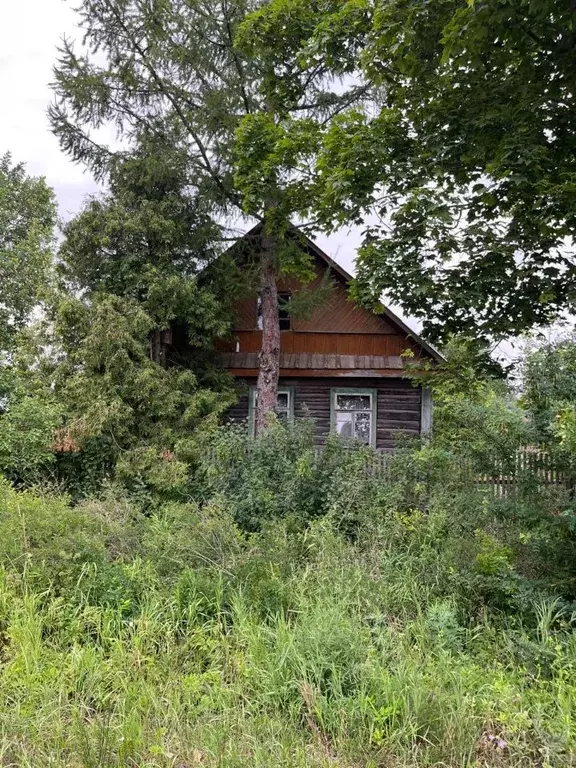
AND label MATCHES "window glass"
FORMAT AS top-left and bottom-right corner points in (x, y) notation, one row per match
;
(336, 394), (371, 411)
(333, 391), (374, 446)
(256, 293), (291, 330)
(336, 411), (353, 438)
(278, 293), (291, 331)
(354, 412), (371, 443)
(276, 392), (289, 409)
